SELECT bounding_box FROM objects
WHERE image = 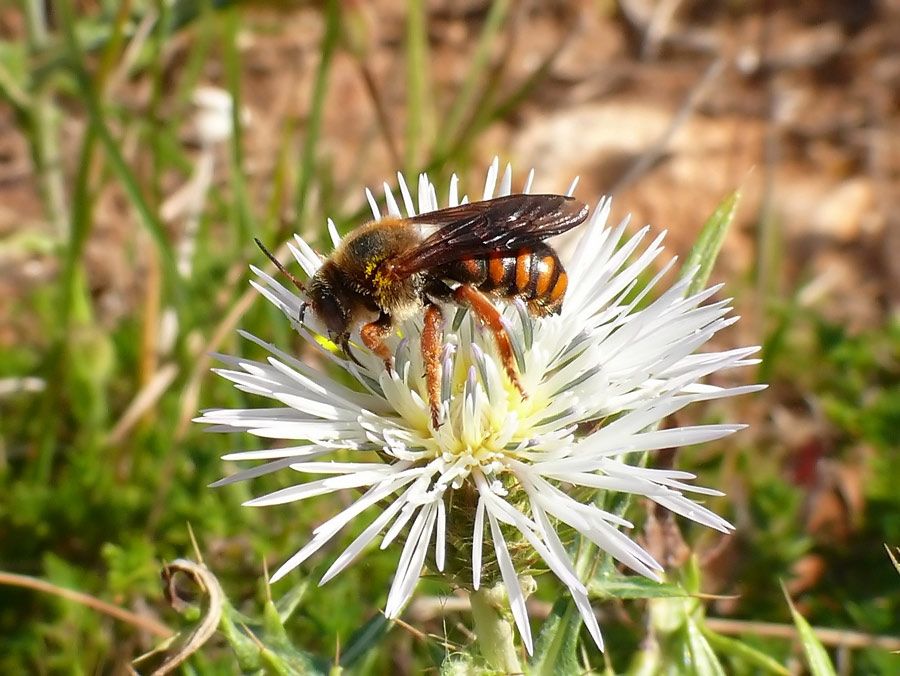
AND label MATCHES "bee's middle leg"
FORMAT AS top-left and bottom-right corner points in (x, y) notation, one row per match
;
(360, 313), (395, 371)
(422, 303), (444, 428)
